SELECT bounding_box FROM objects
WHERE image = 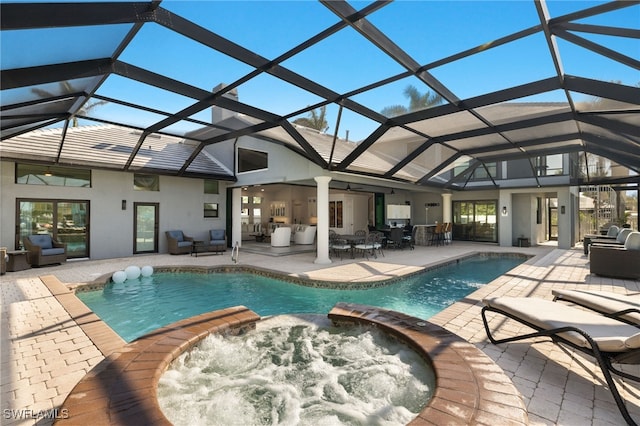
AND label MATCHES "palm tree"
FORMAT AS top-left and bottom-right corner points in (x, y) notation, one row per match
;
(381, 84), (444, 117)
(31, 81), (107, 127)
(292, 105), (329, 132)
